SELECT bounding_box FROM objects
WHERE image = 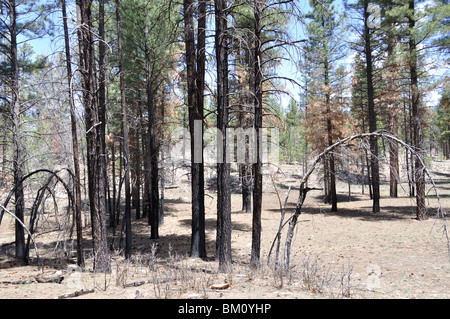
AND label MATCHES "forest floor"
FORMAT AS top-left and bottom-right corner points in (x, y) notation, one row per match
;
(0, 160), (449, 299)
